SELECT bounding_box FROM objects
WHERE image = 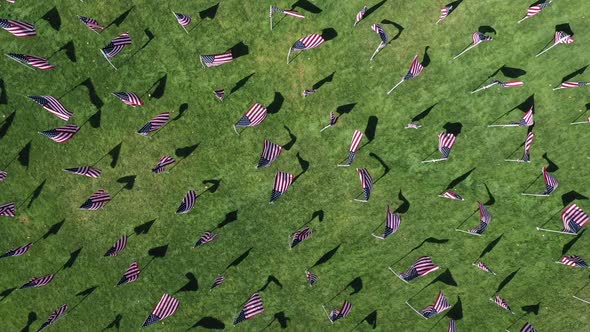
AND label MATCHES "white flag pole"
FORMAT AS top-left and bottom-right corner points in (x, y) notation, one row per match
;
(405, 301), (428, 319)
(552, 86), (565, 91)
(517, 16), (529, 24)
(536, 227), (577, 235)
(421, 158), (447, 163)
(573, 296), (590, 304)
(269, 6), (273, 31)
(536, 37), (566, 57)
(287, 48), (292, 64)
(370, 43), (384, 61)
(521, 193), (549, 197)
(4, 54), (36, 71)
(471, 82), (498, 94)
(387, 79), (404, 94)
(453, 43), (478, 60)
(99, 49), (117, 70)
(570, 121), (589, 125)
(487, 124), (519, 128)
